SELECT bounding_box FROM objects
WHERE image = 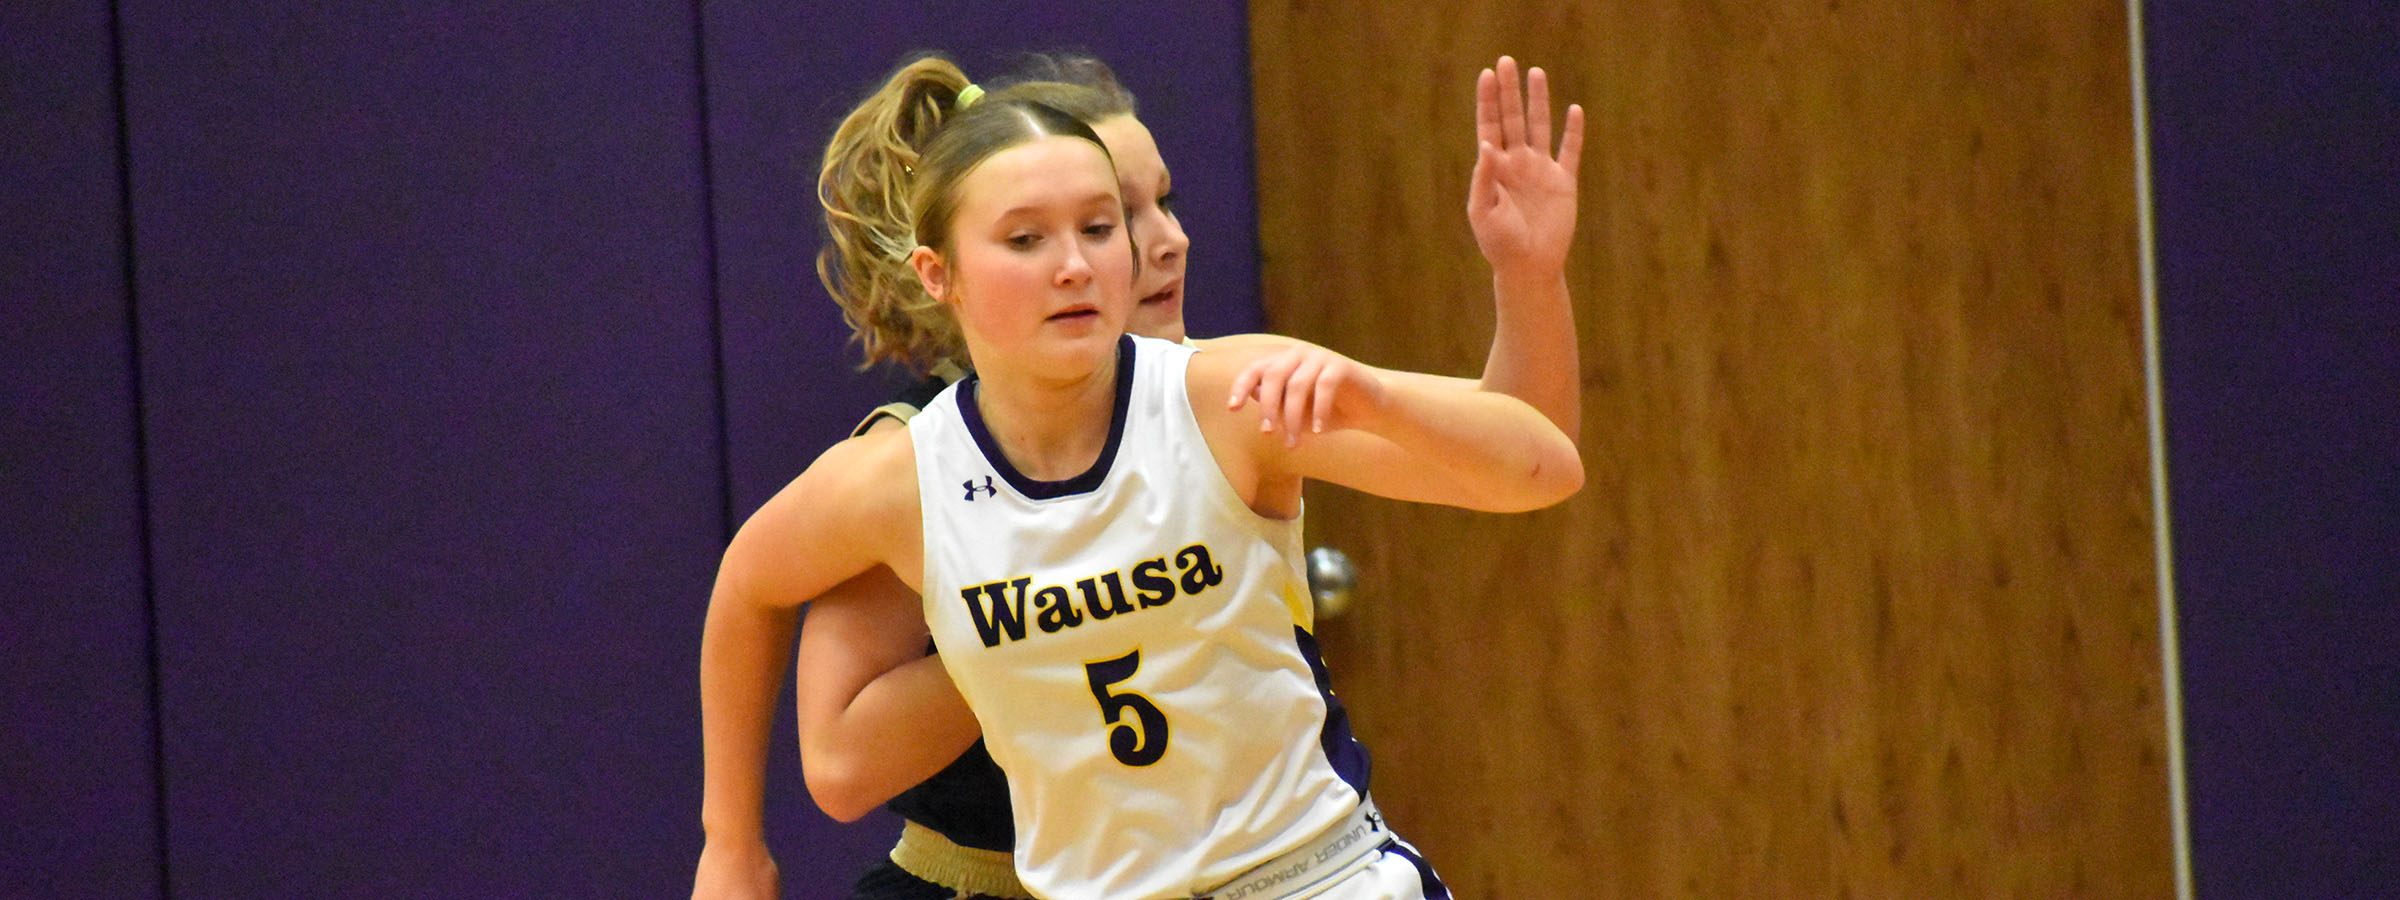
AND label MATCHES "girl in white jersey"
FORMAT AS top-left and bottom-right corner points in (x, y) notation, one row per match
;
(699, 58), (1584, 900)
(694, 54), (1587, 900)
